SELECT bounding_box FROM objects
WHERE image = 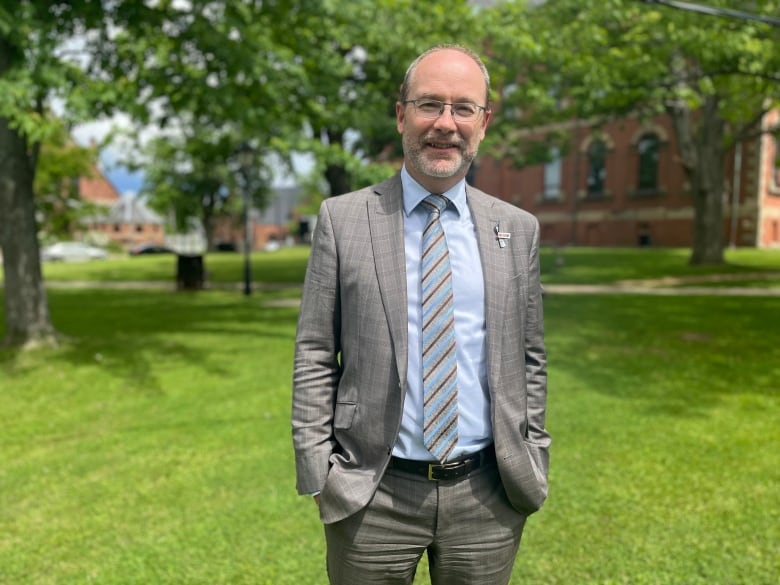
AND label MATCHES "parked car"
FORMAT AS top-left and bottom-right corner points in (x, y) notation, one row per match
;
(129, 243), (174, 256)
(214, 241), (237, 252)
(41, 241), (108, 262)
